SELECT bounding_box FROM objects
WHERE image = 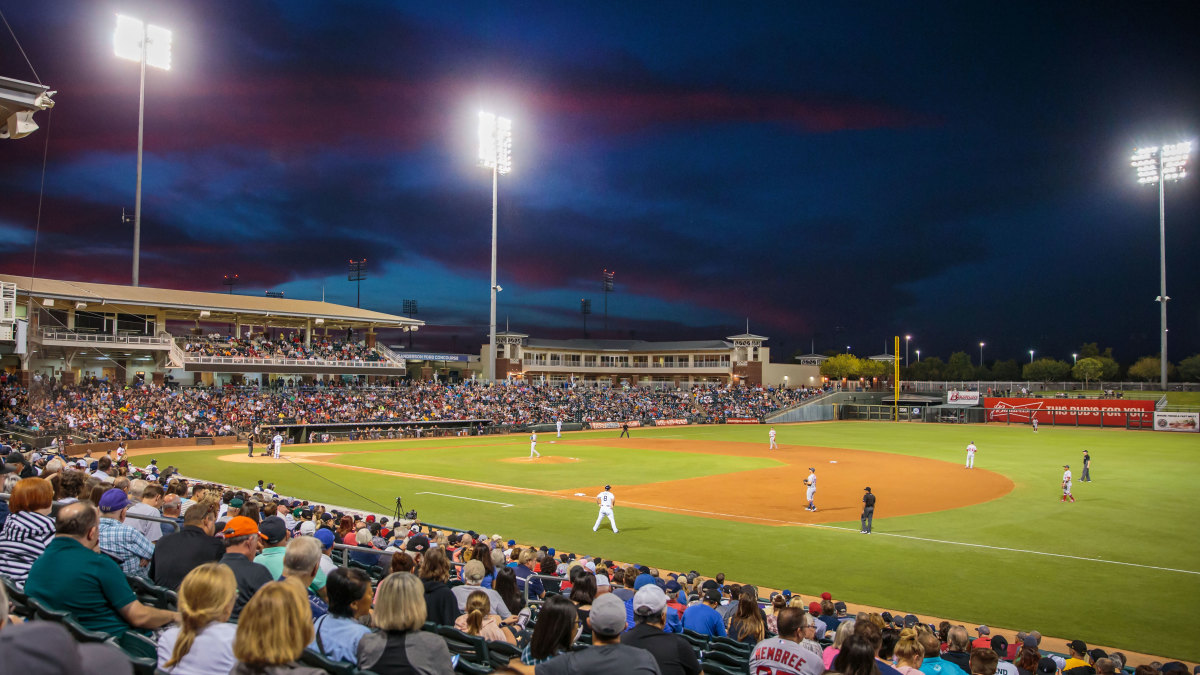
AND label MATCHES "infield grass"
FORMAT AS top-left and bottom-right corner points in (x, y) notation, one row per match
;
(164, 422), (1200, 661)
